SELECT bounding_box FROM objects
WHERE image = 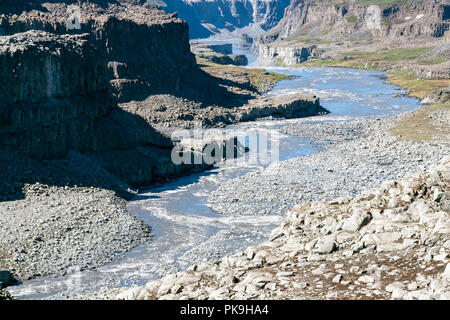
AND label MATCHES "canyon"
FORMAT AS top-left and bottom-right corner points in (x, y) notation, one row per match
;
(0, 0), (449, 301)
(161, 0), (291, 38)
(0, 0), (323, 288)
